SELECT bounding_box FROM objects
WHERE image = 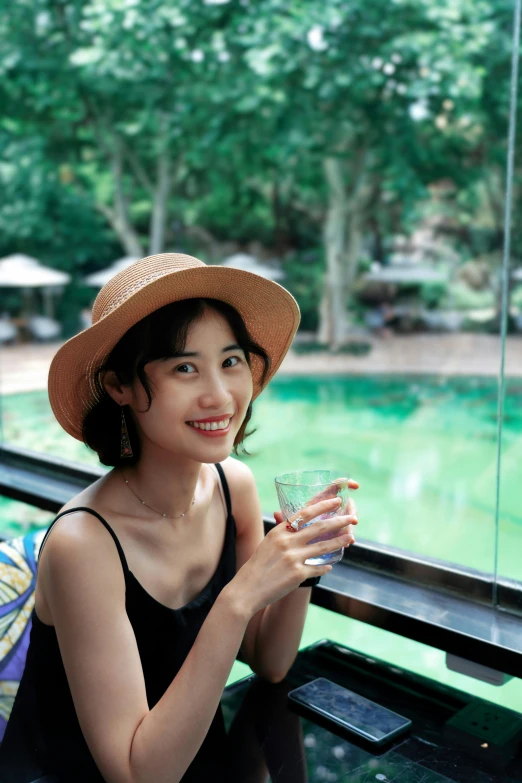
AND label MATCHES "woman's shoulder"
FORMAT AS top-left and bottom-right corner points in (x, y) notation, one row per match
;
(36, 495), (125, 625)
(218, 458), (261, 536)
(44, 475), (118, 556)
(219, 456), (255, 490)
(55, 472), (113, 517)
